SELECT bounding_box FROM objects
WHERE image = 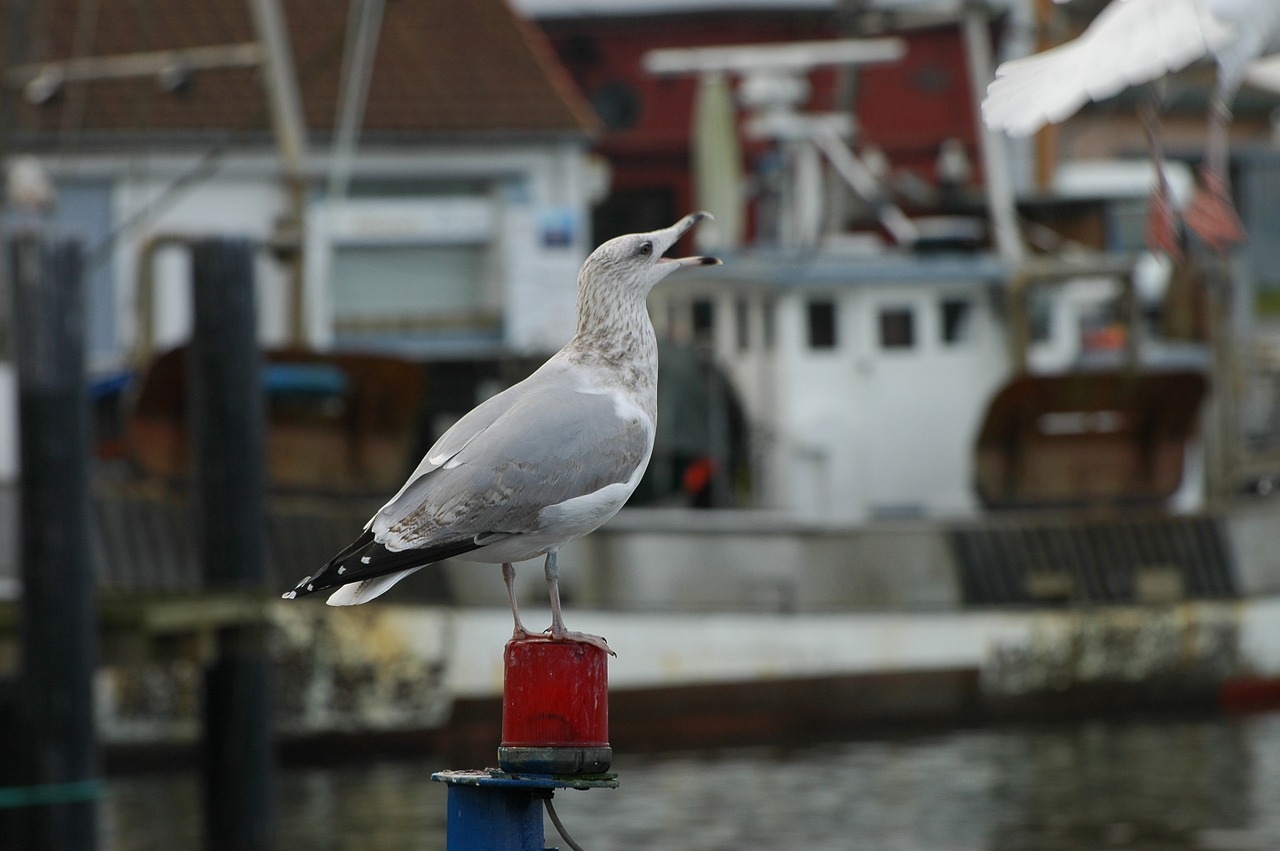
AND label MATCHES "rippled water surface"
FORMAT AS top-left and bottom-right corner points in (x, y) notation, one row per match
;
(102, 712), (1280, 850)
